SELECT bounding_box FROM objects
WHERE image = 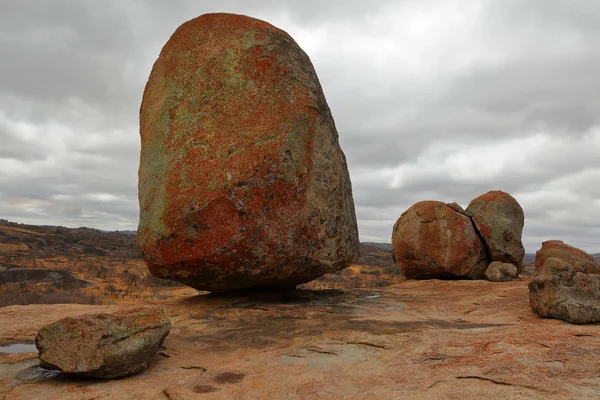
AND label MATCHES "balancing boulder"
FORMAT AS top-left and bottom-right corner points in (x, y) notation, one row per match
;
(138, 13), (359, 291)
